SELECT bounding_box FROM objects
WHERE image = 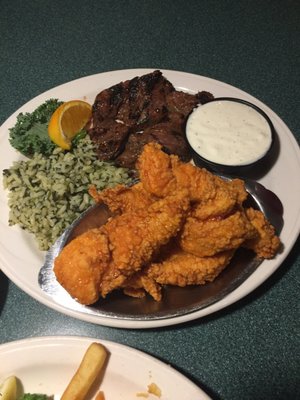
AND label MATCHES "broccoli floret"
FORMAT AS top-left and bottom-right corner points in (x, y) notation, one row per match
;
(19, 394), (51, 400)
(9, 98), (63, 157)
